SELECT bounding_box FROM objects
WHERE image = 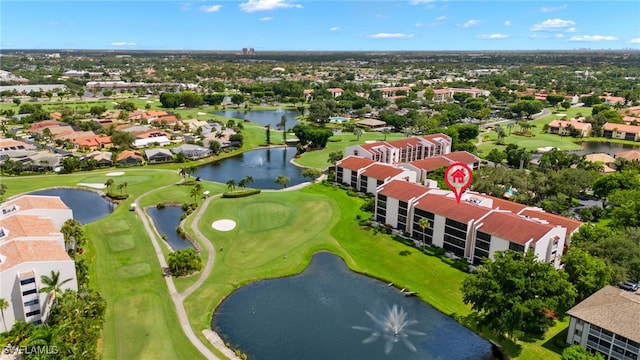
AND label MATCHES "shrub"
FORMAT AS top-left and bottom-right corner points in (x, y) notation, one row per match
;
(156, 203), (166, 209)
(222, 189), (261, 198)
